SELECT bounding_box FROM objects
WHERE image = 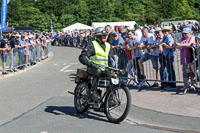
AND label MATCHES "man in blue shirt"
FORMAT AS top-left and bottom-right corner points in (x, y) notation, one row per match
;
(112, 32), (125, 68)
(18, 34), (26, 69)
(159, 26), (176, 90)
